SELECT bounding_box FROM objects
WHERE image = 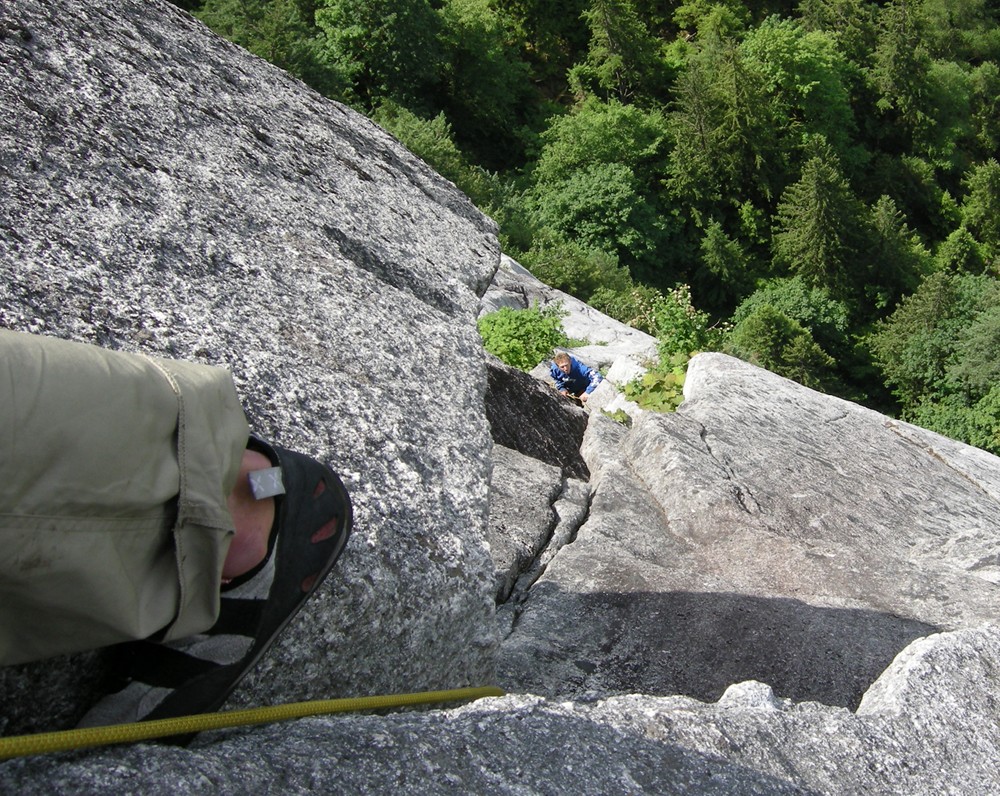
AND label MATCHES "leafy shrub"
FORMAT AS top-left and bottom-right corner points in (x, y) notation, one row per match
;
(477, 304), (567, 371)
(601, 408), (633, 426)
(622, 352), (691, 413)
(589, 281), (725, 354)
(591, 282), (723, 413)
(652, 283), (726, 358)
